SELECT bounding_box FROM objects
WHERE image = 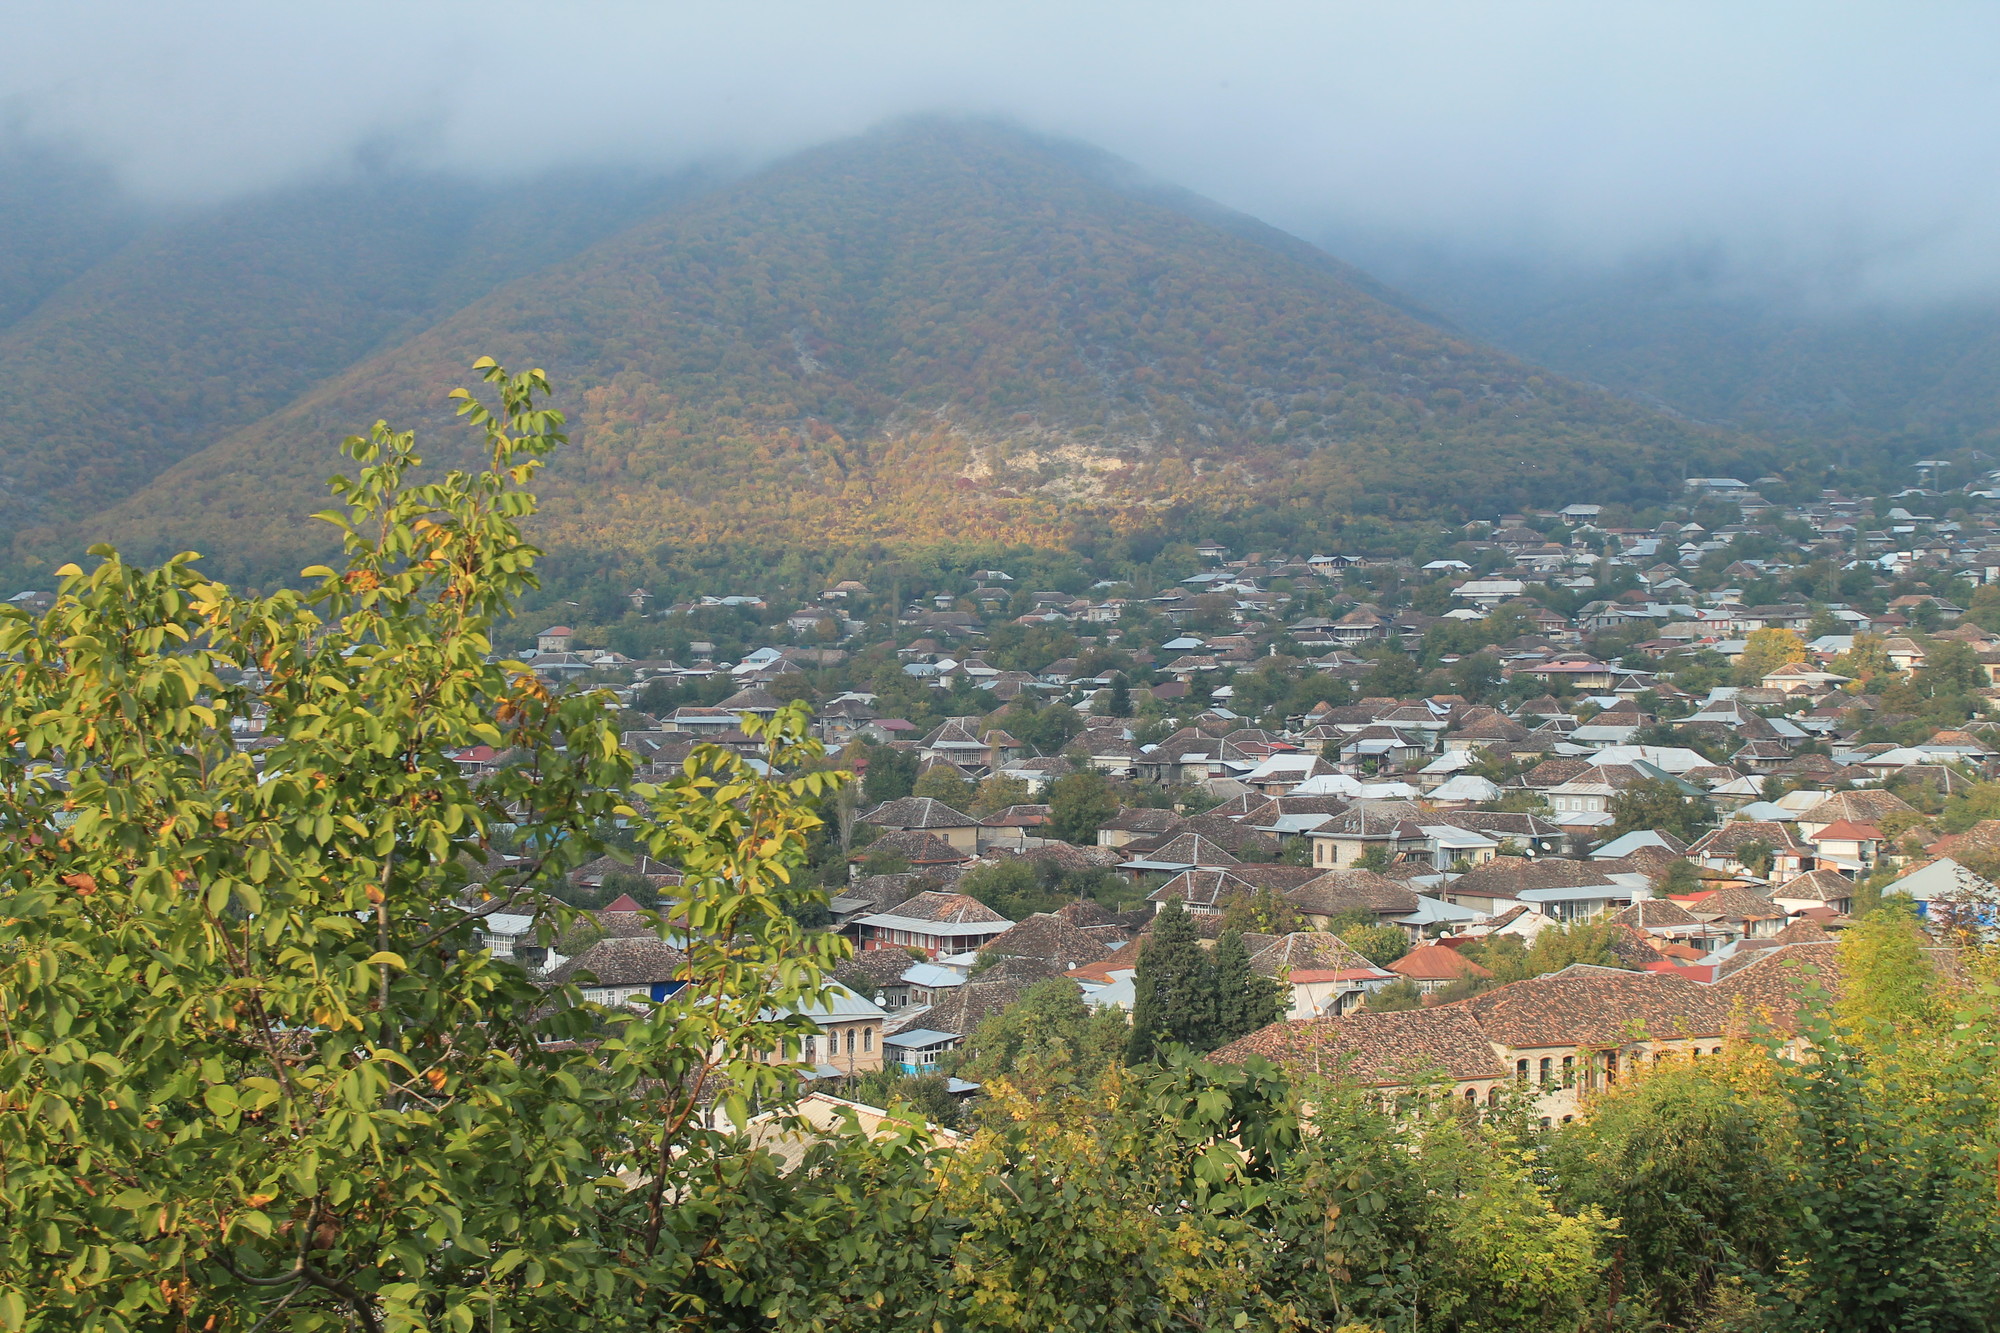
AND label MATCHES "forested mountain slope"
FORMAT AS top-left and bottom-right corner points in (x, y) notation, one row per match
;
(46, 122), (1751, 576)
(1330, 239), (2000, 481)
(0, 169), (702, 539)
